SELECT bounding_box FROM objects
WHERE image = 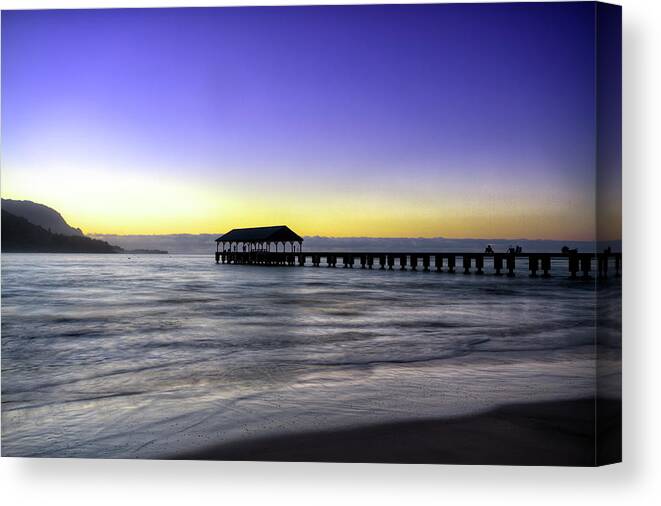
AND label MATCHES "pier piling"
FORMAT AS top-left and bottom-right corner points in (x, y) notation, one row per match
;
(598, 254), (609, 279)
(529, 255), (538, 277)
(463, 255), (471, 274)
(542, 255), (551, 278)
(475, 255), (484, 275)
(580, 254), (591, 279)
(215, 249), (620, 280)
(506, 254), (516, 277)
(494, 254), (503, 276)
(568, 253), (578, 278)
